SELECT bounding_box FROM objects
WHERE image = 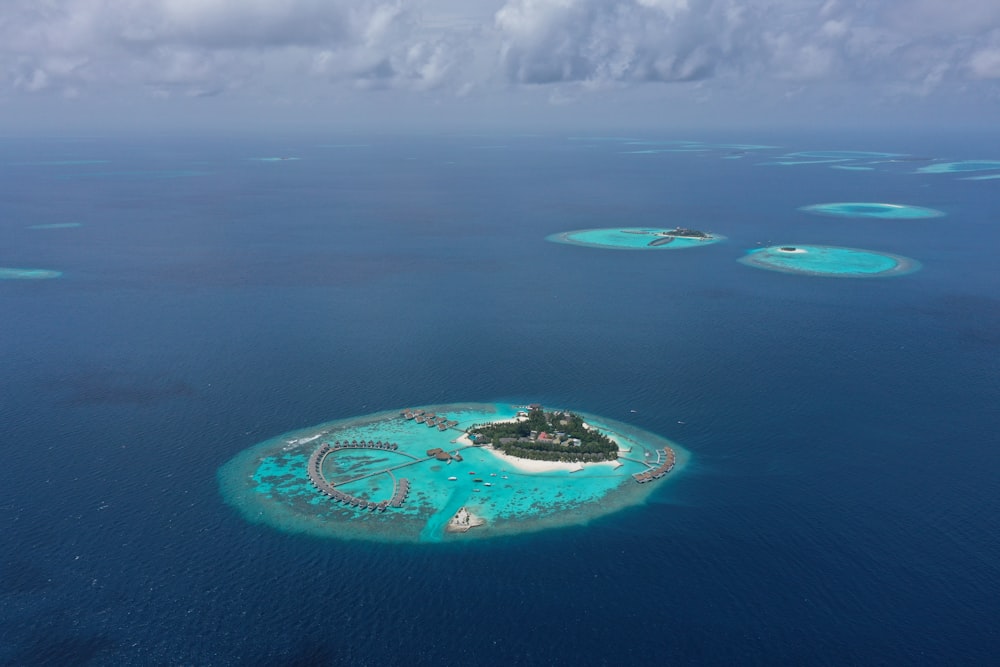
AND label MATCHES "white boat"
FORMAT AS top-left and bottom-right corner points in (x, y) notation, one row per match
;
(448, 476), (457, 481)
(484, 482), (492, 487)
